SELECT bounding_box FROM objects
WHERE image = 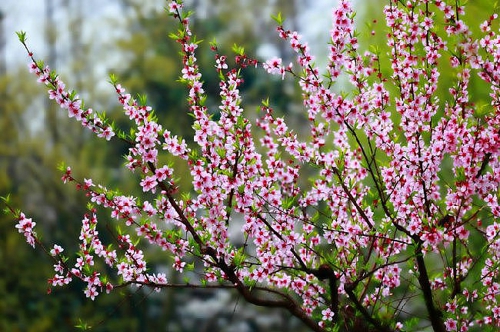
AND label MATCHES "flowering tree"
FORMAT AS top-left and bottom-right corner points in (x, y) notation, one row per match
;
(6, 0), (500, 330)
